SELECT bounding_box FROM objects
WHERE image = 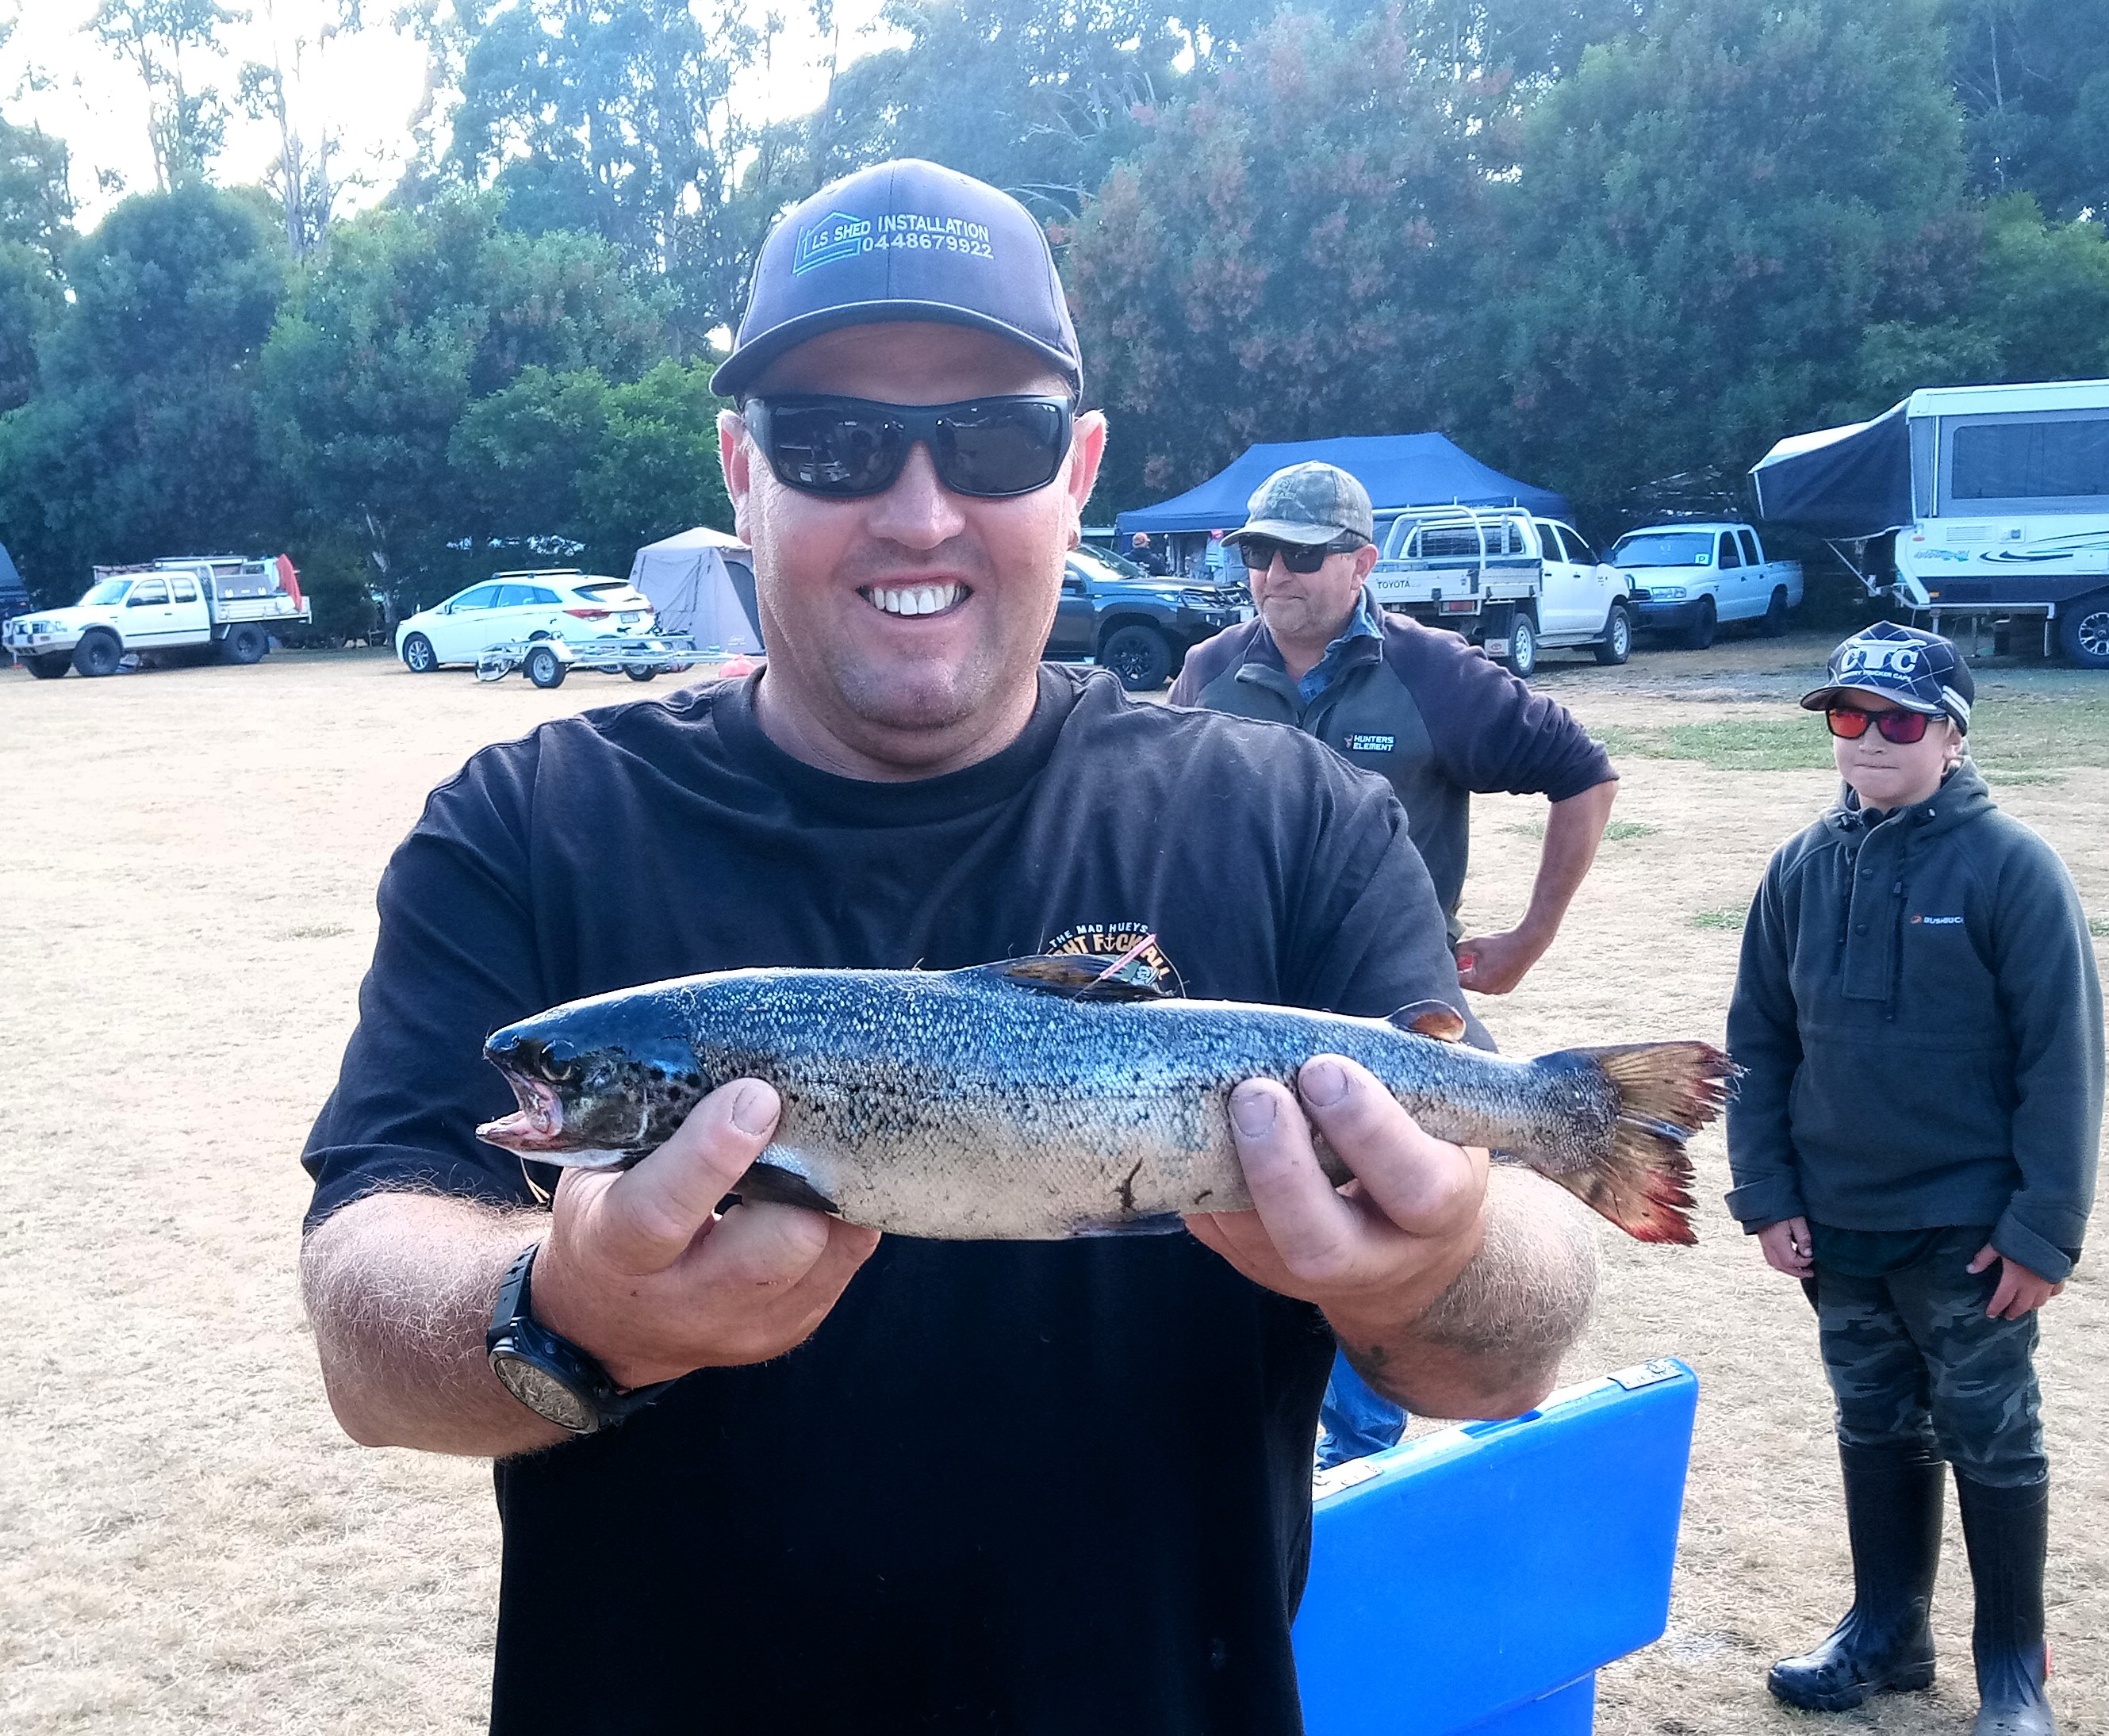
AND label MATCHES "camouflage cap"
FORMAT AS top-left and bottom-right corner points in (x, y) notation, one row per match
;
(1226, 462), (1375, 548)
